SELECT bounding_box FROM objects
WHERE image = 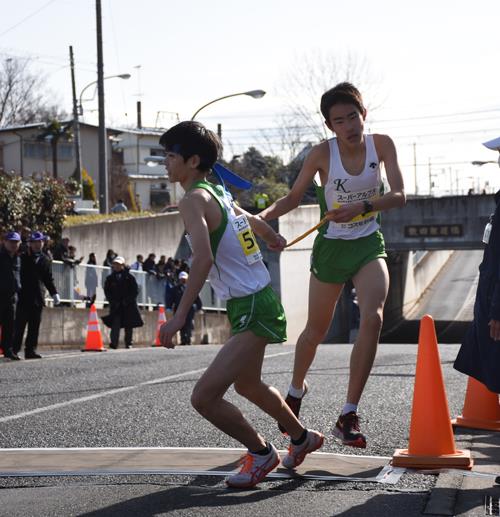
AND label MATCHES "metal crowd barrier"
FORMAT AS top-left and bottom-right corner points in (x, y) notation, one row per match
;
(48, 261), (226, 311)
